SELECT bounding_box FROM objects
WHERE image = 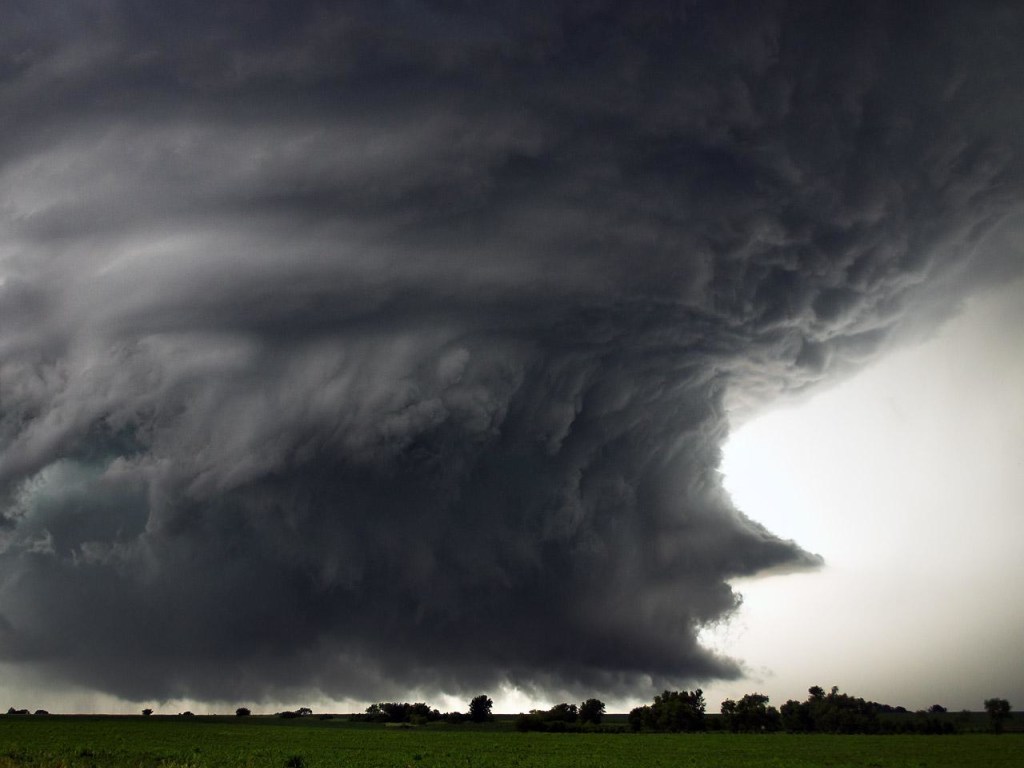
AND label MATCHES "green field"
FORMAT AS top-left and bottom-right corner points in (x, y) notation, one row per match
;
(0, 717), (1020, 768)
